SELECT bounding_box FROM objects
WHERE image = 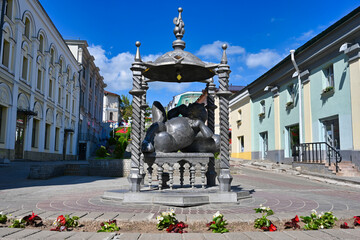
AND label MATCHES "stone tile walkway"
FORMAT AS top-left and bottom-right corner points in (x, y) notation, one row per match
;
(1, 161), (360, 239)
